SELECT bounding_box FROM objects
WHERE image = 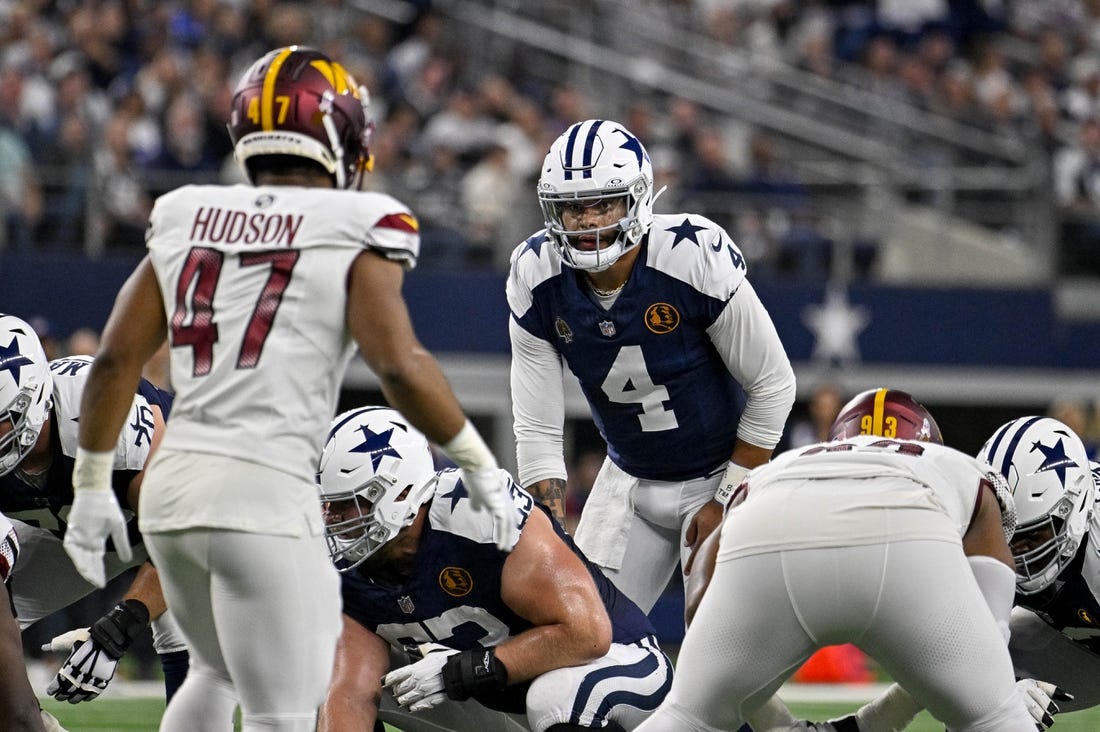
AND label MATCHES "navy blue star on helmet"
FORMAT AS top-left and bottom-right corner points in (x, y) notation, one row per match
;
(614, 127), (646, 168)
(350, 423), (402, 471)
(666, 218), (707, 247)
(1030, 436), (1081, 488)
(0, 337), (33, 385)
